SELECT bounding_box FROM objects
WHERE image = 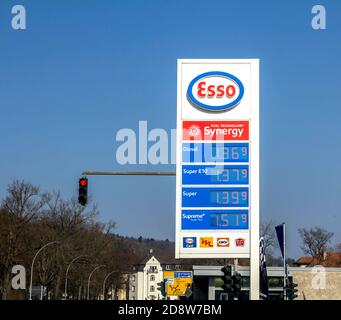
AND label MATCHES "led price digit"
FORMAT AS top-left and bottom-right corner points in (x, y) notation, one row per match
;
(210, 168), (248, 183)
(210, 169), (229, 182)
(209, 212), (248, 228)
(210, 213), (229, 227)
(210, 145), (249, 162)
(209, 190), (248, 206)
